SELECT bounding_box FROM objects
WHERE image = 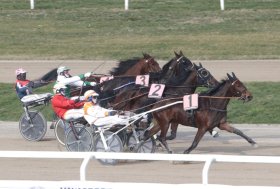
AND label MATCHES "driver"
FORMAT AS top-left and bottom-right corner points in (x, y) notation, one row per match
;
(15, 68), (32, 99)
(51, 83), (84, 120)
(83, 90), (129, 127)
(55, 66), (97, 98)
(50, 66), (97, 129)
